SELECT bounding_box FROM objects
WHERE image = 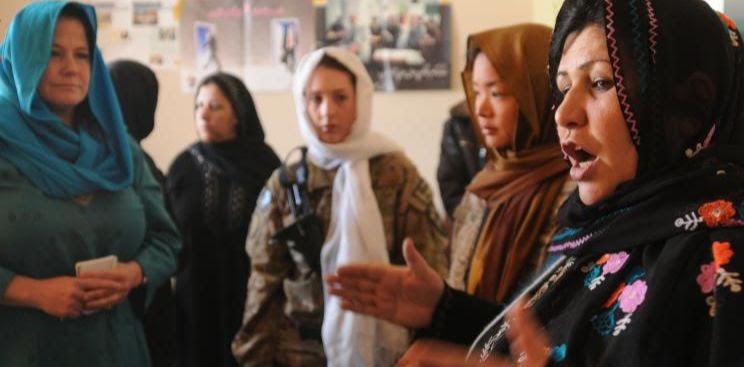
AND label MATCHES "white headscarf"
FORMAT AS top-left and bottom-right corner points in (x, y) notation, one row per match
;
(293, 47), (408, 367)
